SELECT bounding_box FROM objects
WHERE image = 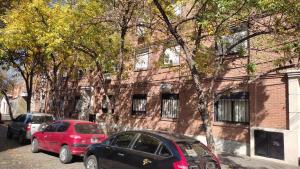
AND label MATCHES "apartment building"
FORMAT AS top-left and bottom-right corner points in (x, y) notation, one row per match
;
(38, 5), (299, 167)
